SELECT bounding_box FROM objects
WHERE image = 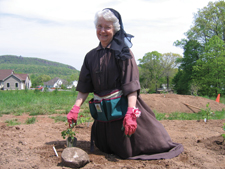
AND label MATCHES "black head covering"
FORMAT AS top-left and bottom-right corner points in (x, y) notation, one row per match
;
(104, 8), (134, 60)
